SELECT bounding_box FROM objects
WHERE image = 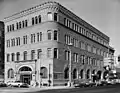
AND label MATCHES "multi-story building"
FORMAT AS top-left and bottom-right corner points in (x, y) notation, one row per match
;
(0, 21), (4, 81)
(4, 1), (110, 86)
